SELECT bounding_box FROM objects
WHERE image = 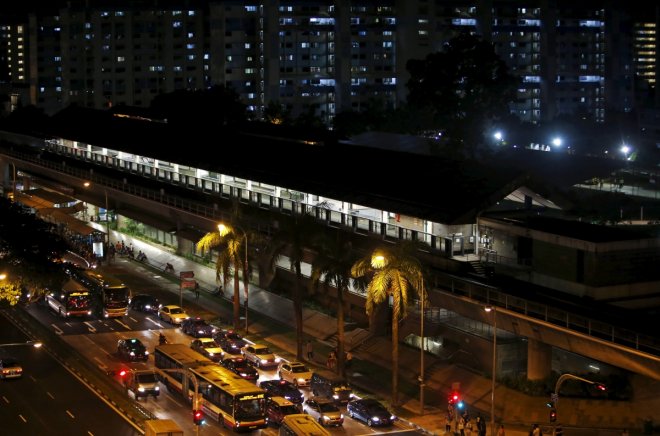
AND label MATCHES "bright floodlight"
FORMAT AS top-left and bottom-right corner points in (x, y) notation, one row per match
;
(493, 131), (503, 141)
(552, 137), (562, 147)
(620, 145), (630, 155)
